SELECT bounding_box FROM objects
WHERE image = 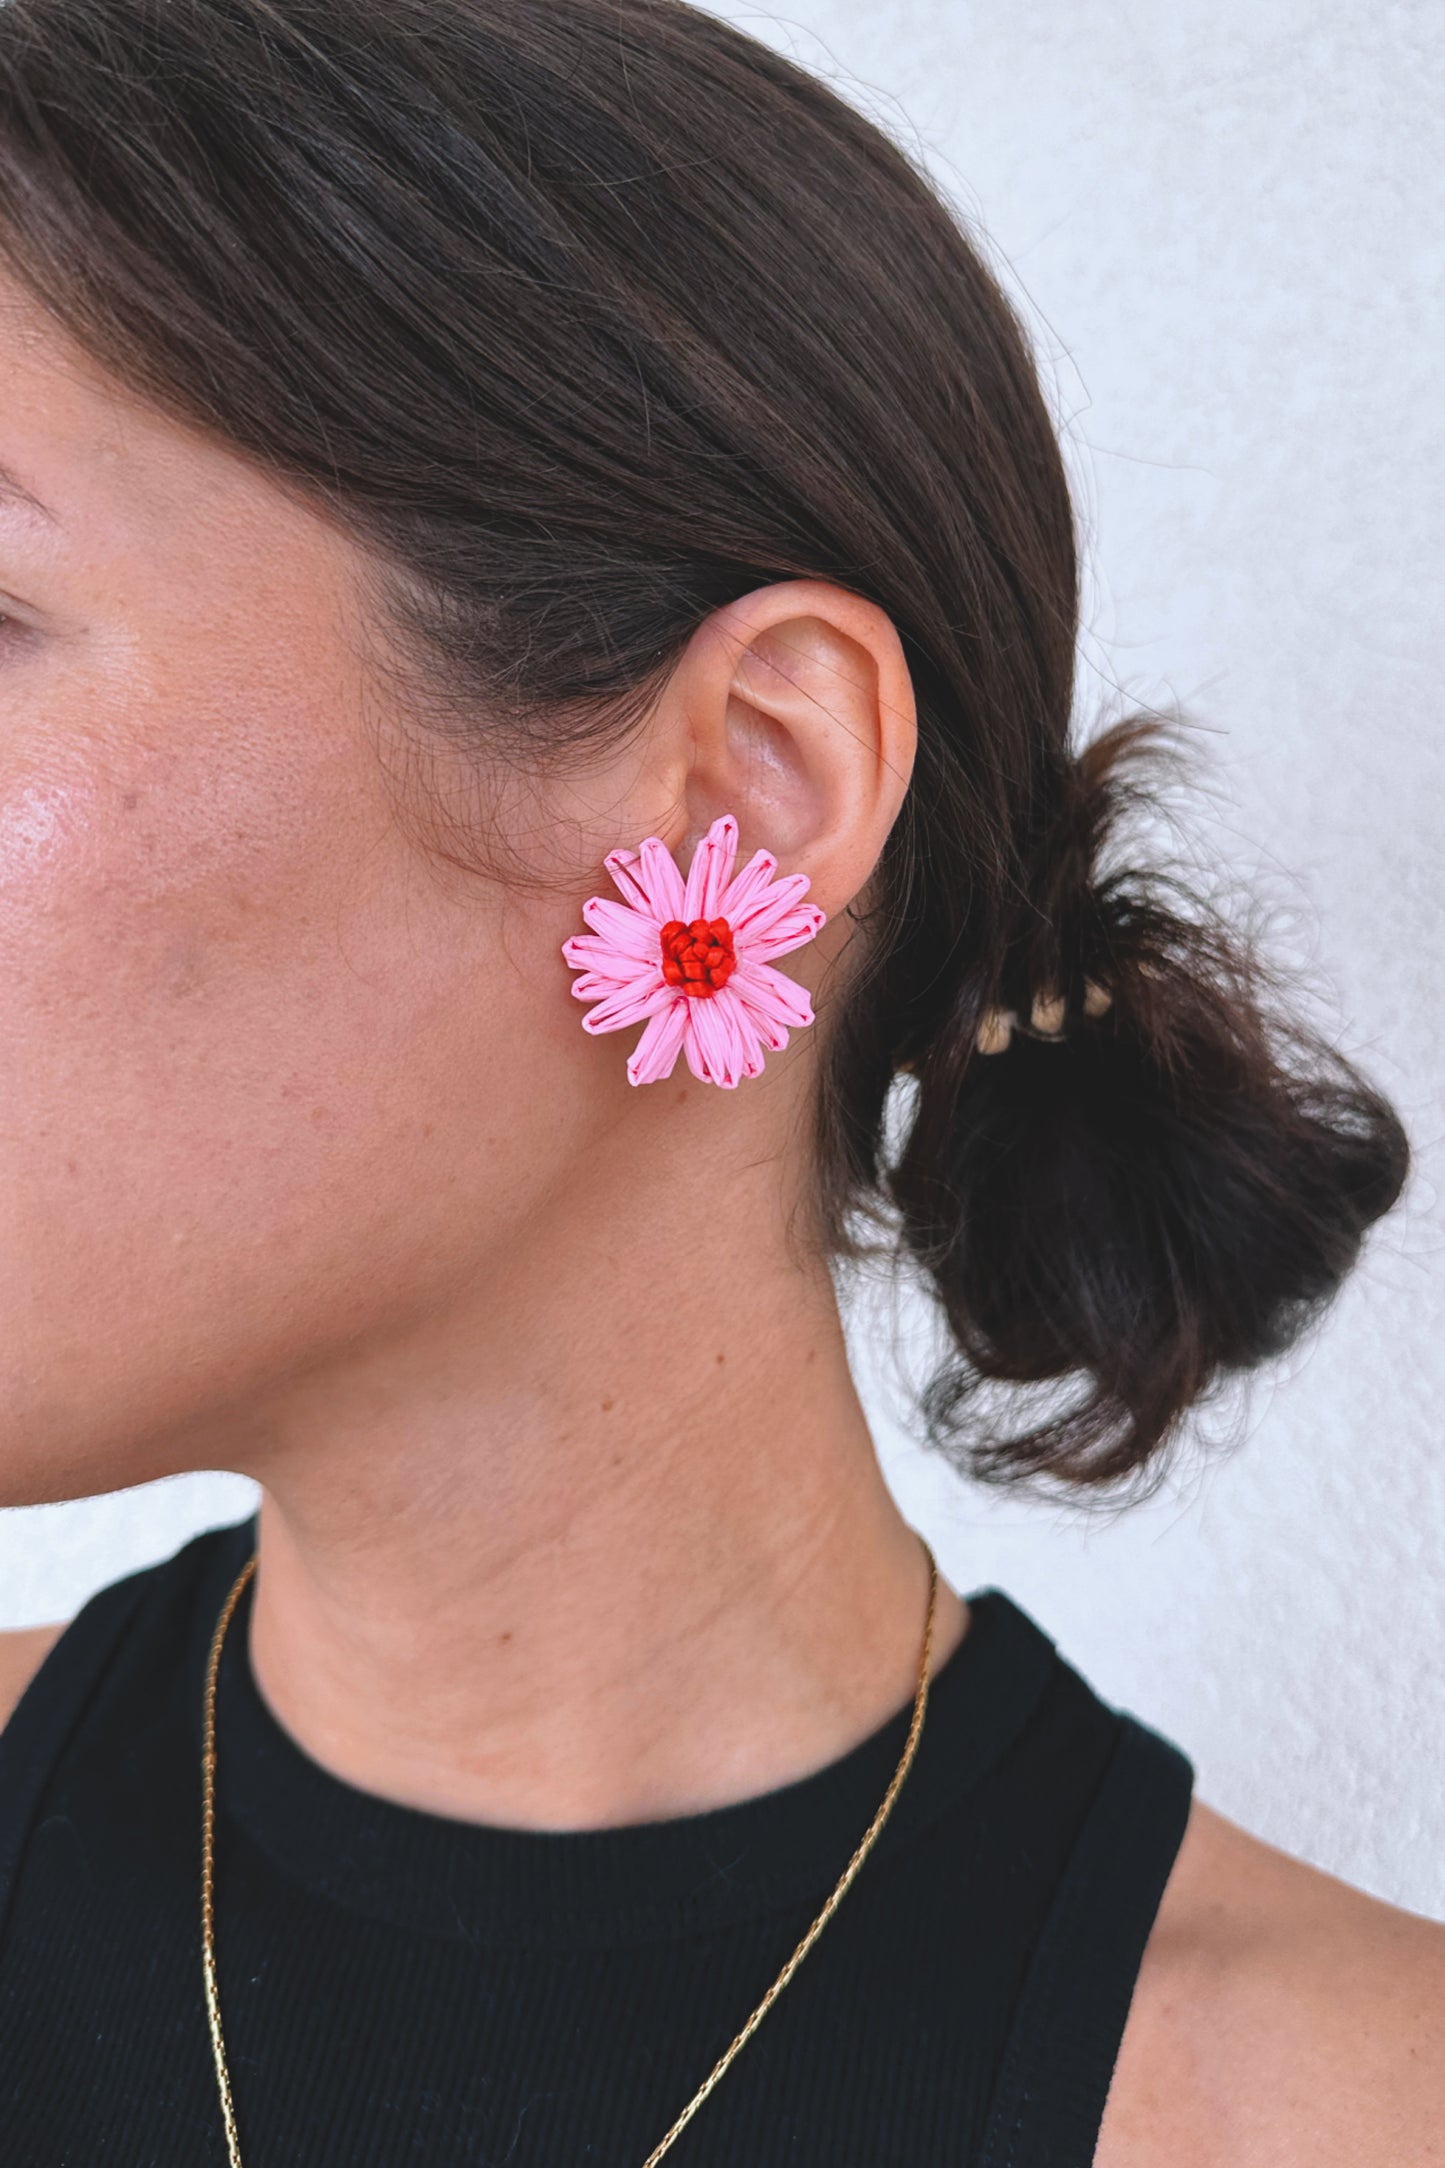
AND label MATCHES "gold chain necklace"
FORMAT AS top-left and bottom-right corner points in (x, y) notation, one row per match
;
(201, 1531), (939, 2167)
